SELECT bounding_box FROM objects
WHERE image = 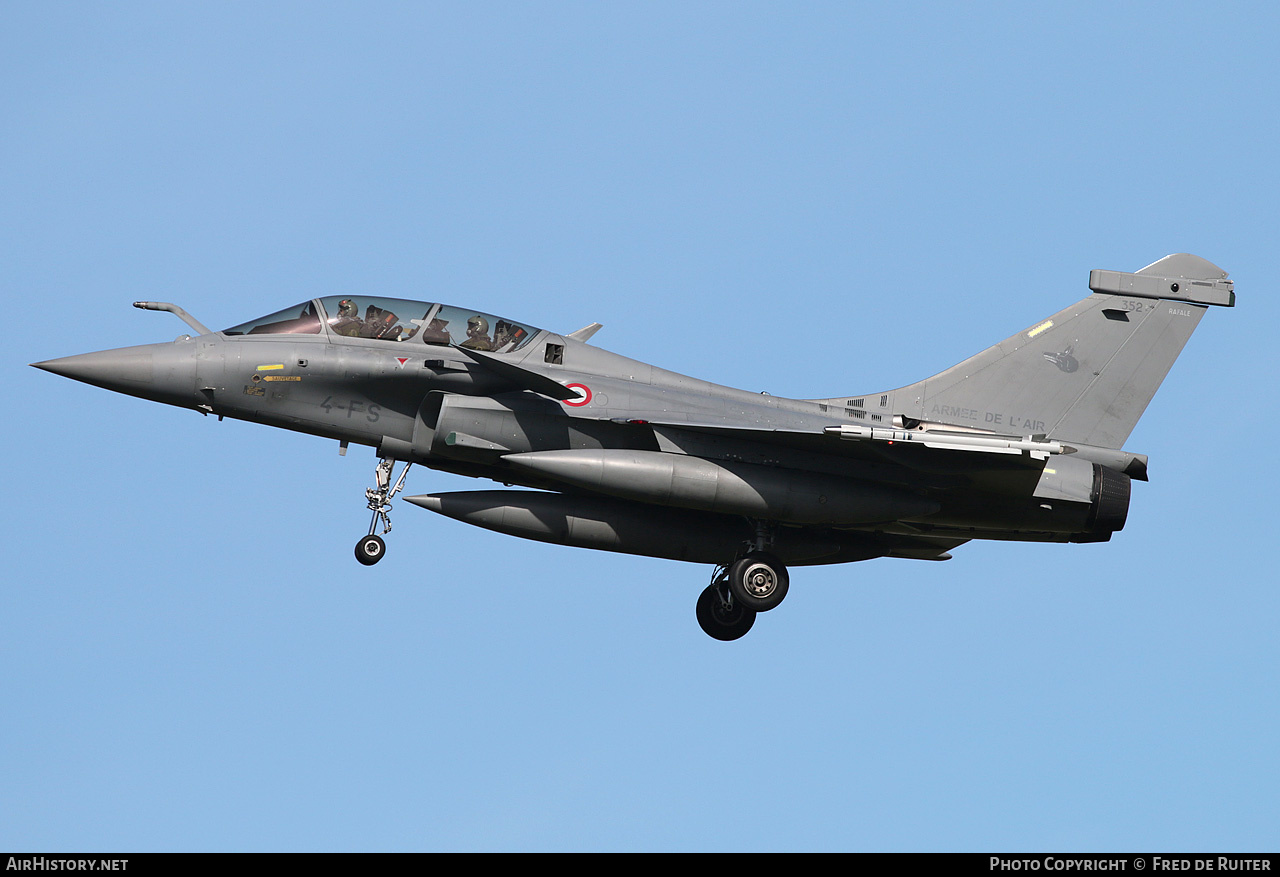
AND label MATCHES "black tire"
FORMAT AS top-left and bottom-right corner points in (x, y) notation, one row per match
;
(695, 584), (757, 641)
(355, 534), (386, 566)
(728, 553), (789, 612)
